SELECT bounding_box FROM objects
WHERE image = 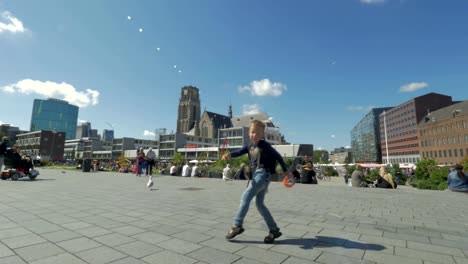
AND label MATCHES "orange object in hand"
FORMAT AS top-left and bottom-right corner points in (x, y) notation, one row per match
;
(282, 173), (295, 188)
